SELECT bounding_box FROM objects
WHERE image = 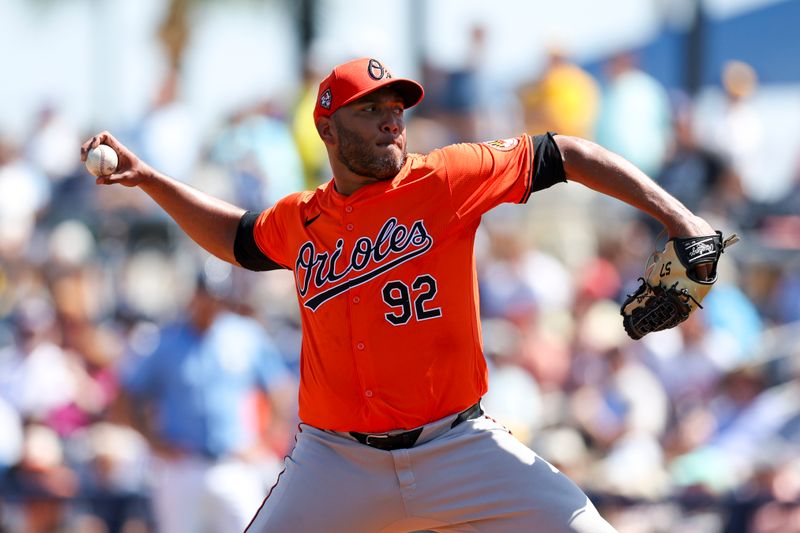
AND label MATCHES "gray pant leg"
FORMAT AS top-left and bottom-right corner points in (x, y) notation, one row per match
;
(406, 416), (617, 533)
(246, 425), (409, 533)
